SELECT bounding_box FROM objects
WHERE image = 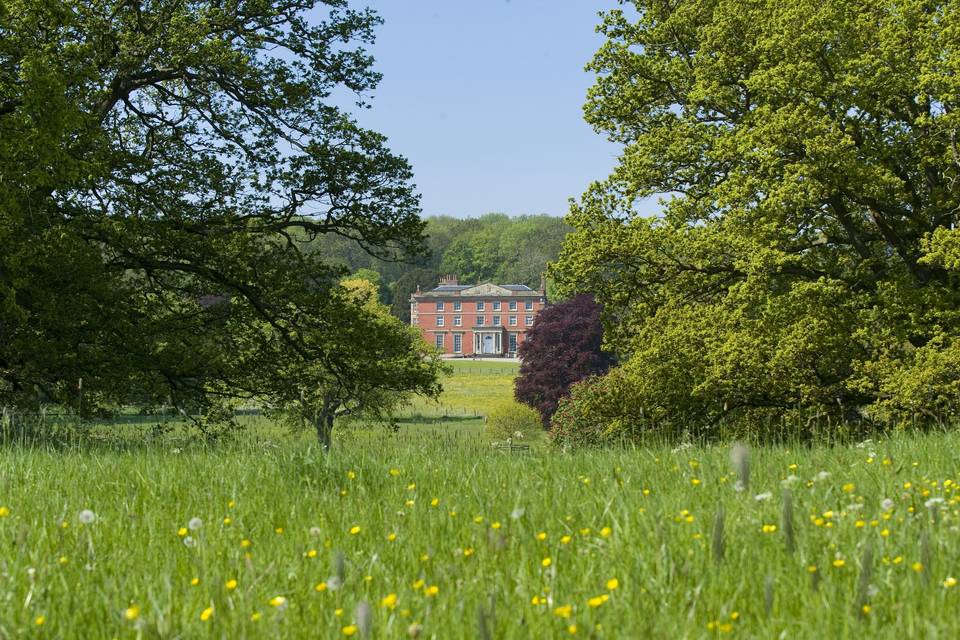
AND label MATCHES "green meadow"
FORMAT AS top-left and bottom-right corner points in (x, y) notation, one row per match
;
(3, 363), (960, 638)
